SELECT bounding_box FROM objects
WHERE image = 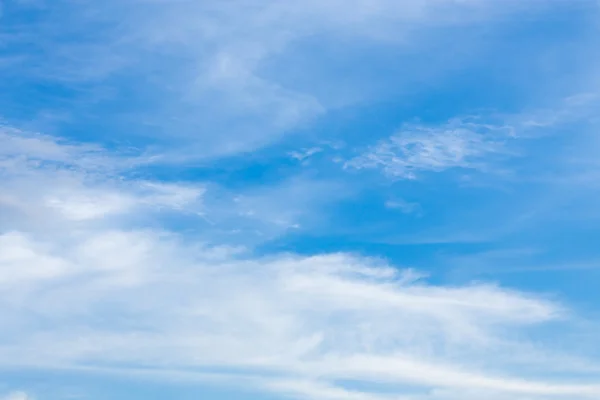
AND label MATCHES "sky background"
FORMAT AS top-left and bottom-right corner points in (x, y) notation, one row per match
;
(2, 1), (600, 399)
